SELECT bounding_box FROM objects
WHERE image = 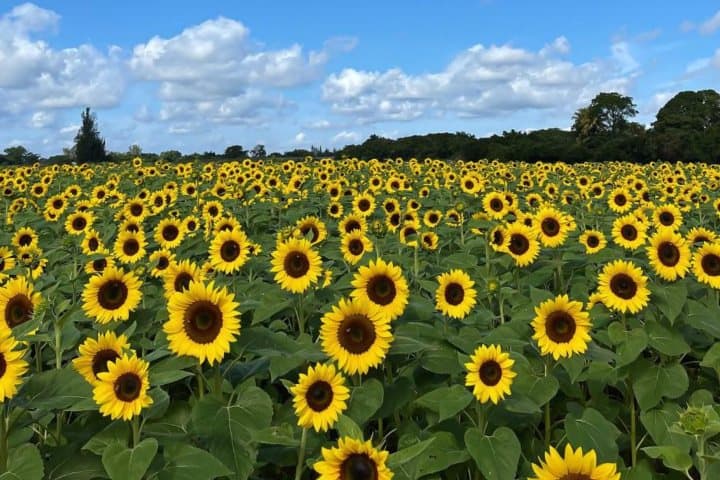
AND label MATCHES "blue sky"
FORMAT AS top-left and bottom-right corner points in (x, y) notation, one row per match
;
(1, 1), (719, 156)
